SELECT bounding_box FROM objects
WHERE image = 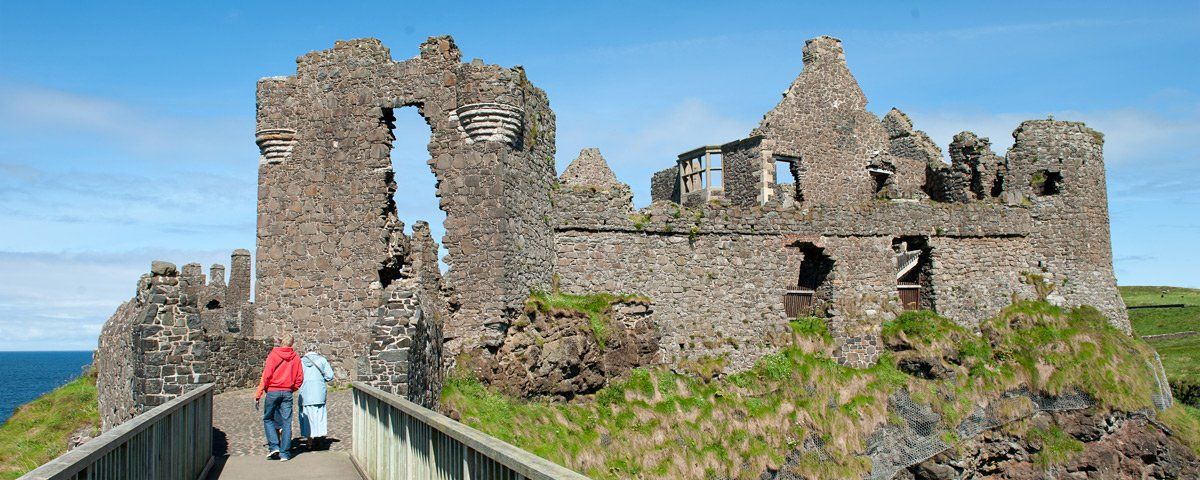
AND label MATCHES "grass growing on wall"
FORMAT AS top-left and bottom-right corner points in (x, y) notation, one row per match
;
(525, 291), (649, 349)
(0, 370), (99, 480)
(444, 300), (1199, 478)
